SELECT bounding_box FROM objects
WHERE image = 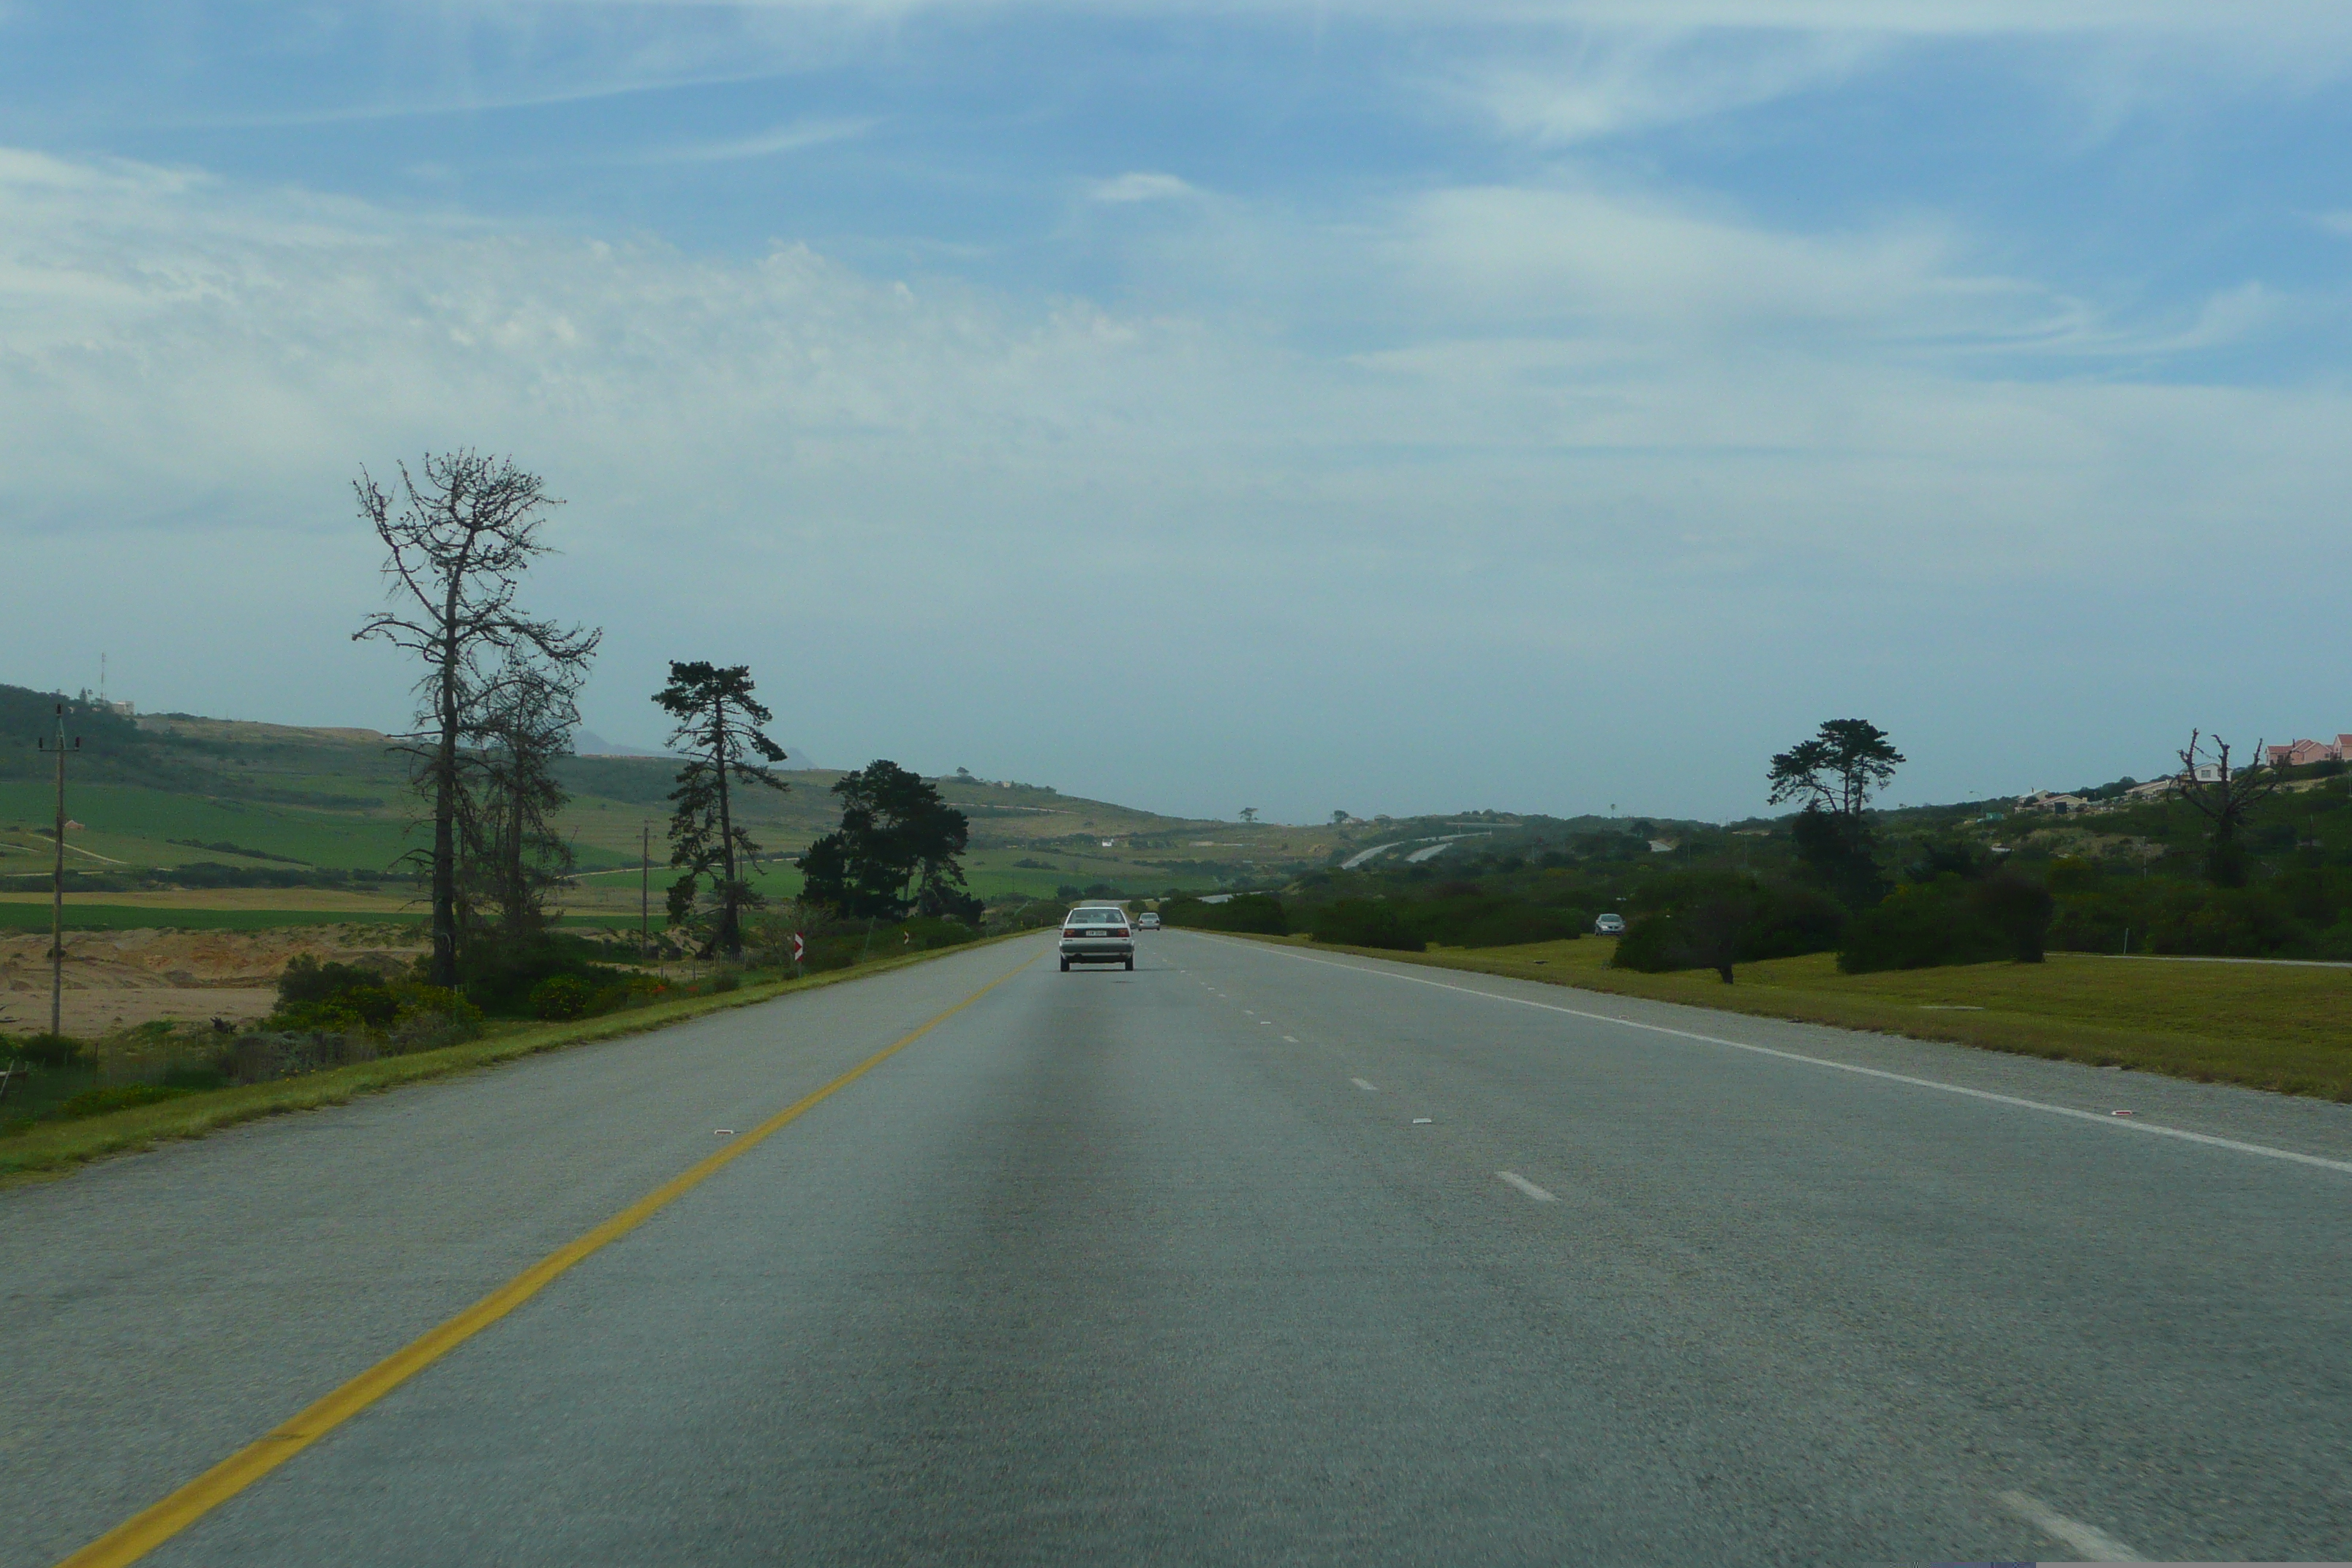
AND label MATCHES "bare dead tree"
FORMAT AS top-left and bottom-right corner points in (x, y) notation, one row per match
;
(2175, 731), (2278, 888)
(353, 453), (600, 986)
